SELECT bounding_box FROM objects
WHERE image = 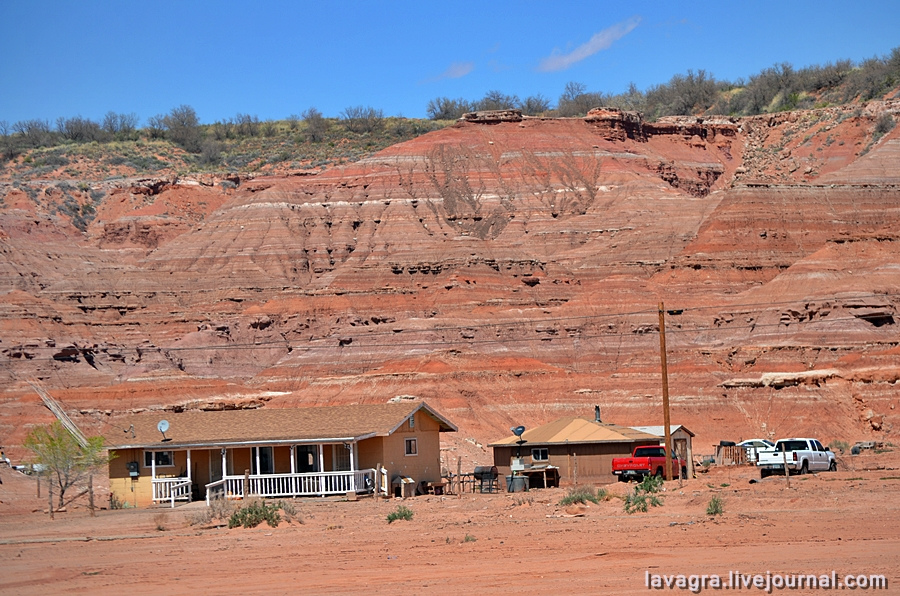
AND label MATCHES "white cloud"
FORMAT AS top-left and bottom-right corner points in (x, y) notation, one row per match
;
(433, 61), (475, 81)
(538, 16), (642, 72)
